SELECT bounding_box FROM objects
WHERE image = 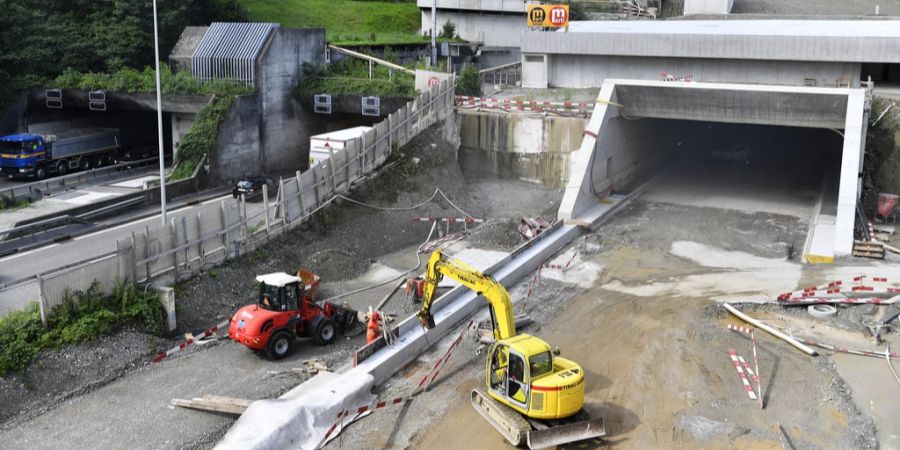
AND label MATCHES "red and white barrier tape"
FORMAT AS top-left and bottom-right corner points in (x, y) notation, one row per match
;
(727, 350), (758, 401)
(795, 337), (900, 360)
(318, 397), (408, 447)
(413, 321), (474, 393)
(660, 71), (693, 82)
(419, 232), (466, 254)
(413, 217), (484, 223)
(541, 238), (585, 271)
(152, 319), (230, 363)
(319, 321), (473, 447)
(727, 325), (763, 408)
